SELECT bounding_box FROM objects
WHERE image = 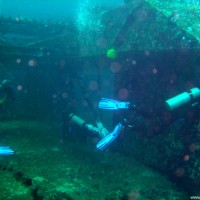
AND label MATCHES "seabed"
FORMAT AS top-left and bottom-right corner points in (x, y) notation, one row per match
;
(0, 120), (187, 200)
